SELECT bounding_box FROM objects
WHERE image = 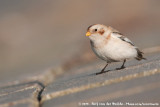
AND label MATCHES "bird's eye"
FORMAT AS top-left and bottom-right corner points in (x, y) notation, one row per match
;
(95, 29), (97, 32)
